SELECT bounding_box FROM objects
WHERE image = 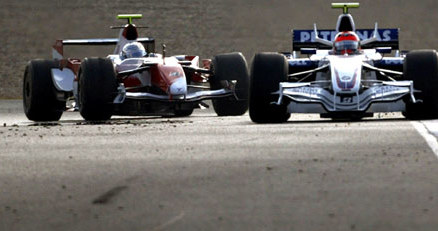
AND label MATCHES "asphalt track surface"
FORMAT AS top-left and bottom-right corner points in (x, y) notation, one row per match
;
(1, 100), (438, 231)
